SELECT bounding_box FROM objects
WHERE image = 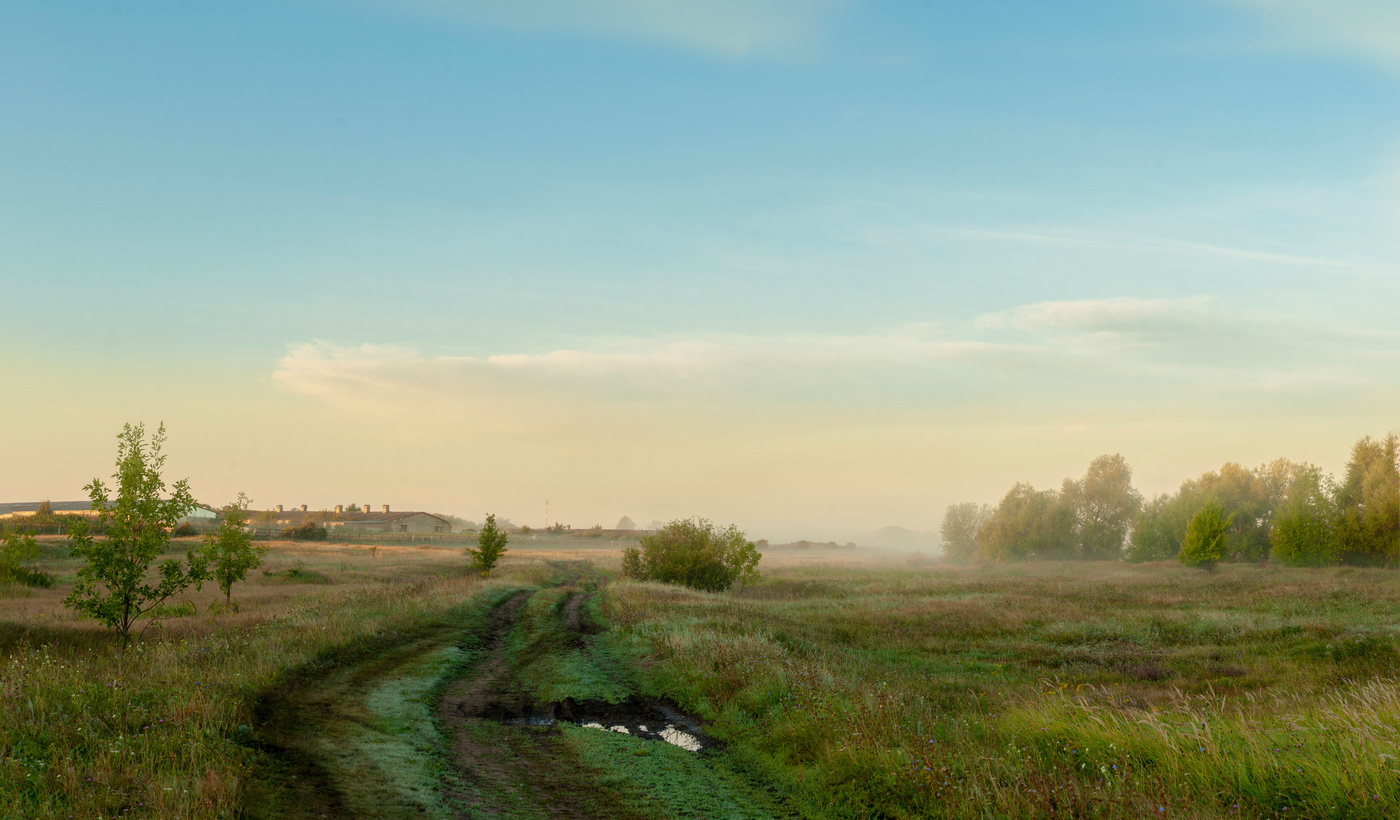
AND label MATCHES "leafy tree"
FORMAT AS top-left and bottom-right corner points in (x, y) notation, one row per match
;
(1333, 434), (1399, 566)
(36, 499), (52, 517)
(64, 423), (208, 648)
(940, 502), (991, 563)
(616, 515), (636, 531)
(1125, 494), (1181, 562)
(1270, 465), (1338, 567)
(976, 483), (1072, 562)
(621, 518), (760, 592)
(1062, 454), (1142, 560)
(202, 493), (267, 606)
(1207, 463), (1272, 562)
(1178, 503), (1229, 573)
(467, 513), (508, 576)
